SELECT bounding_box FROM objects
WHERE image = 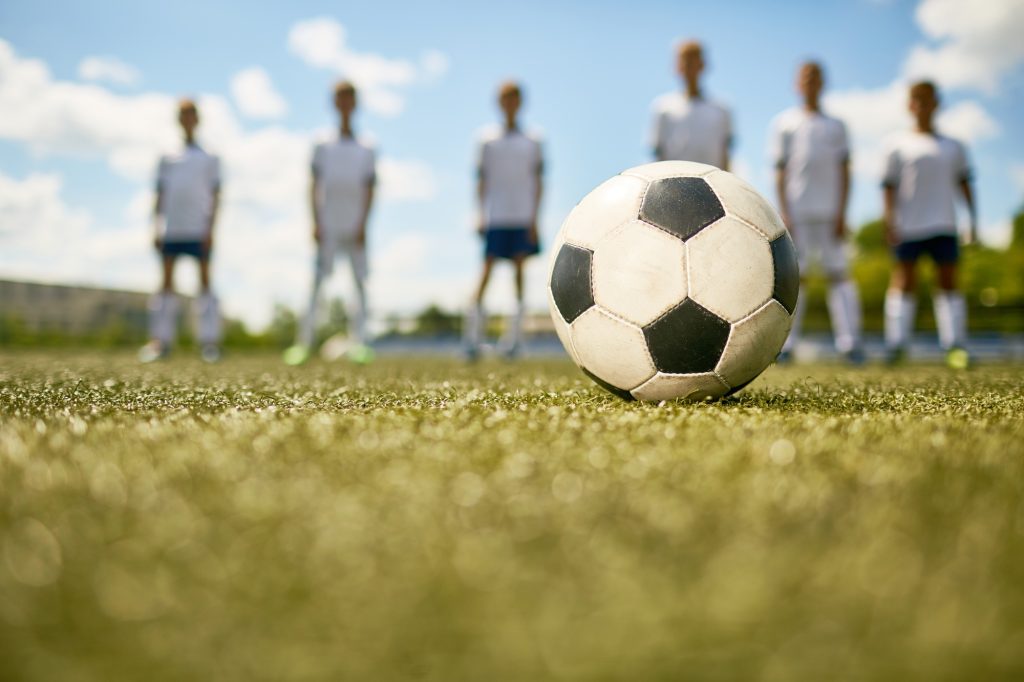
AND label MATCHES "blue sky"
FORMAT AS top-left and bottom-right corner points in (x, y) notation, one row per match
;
(1, 0), (1022, 327)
